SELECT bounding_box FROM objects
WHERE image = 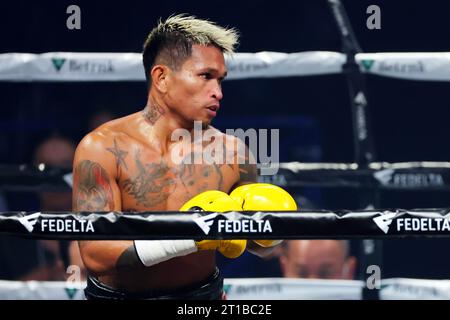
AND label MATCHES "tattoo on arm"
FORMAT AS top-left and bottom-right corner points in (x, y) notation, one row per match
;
(143, 103), (165, 125)
(73, 160), (115, 211)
